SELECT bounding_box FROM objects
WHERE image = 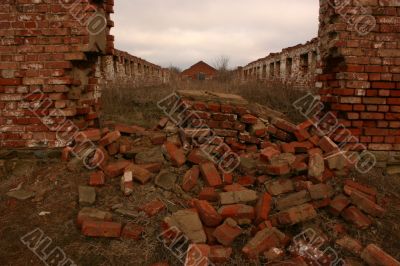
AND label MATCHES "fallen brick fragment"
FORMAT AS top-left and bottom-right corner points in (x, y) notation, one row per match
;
(361, 244), (400, 266)
(308, 152), (325, 179)
(344, 185), (376, 202)
(275, 190), (312, 211)
(77, 208), (112, 227)
(61, 147), (72, 162)
(121, 223), (144, 240)
(318, 136), (340, 153)
(350, 190), (385, 217)
(265, 178), (294, 196)
(140, 199), (165, 217)
(242, 227), (285, 259)
(182, 166), (199, 192)
(89, 171), (105, 186)
(209, 245), (232, 263)
(223, 183), (247, 192)
(344, 179), (377, 197)
(74, 129), (102, 142)
(308, 184), (334, 200)
(329, 195), (351, 215)
(125, 164), (152, 184)
(104, 160), (131, 178)
(336, 236), (363, 256)
(264, 247), (285, 262)
(163, 141), (186, 167)
(276, 204), (317, 225)
(82, 220), (122, 238)
(218, 204), (255, 223)
(266, 160), (291, 176)
(219, 189), (258, 205)
(341, 206), (372, 229)
(212, 218), (242, 246)
(237, 175), (255, 186)
(163, 209), (206, 243)
(200, 162), (223, 187)
(120, 171), (133, 196)
(194, 200), (222, 227)
(199, 187), (220, 202)
(241, 114), (258, 124)
(140, 162), (163, 173)
(115, 124), (146, 134)
(184, 244), (210, 266)
(255, 193), (272, 223)
(99, 131), (121, 146)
